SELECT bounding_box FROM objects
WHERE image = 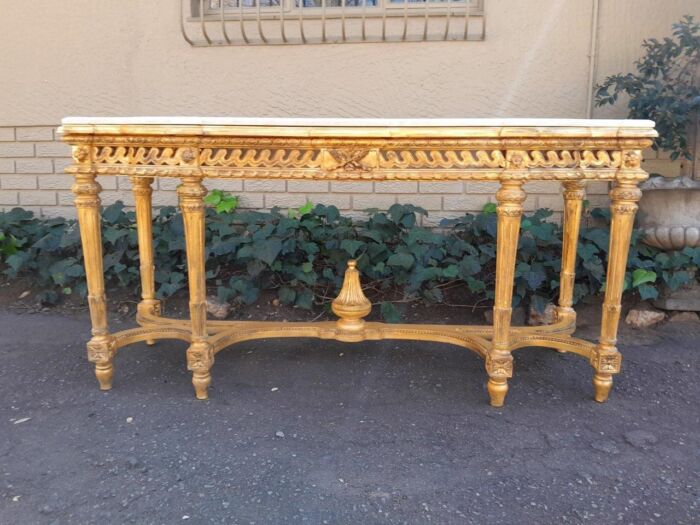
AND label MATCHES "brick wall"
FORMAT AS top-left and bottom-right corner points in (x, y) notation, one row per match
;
(0, 125), (680, 224)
